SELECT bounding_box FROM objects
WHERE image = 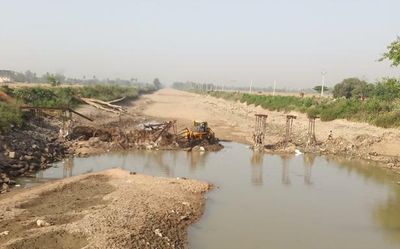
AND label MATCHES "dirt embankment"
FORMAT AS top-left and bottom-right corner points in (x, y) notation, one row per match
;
(0, 115), (66, 193)
(141, 88), (400, 171)
(0, 169), (211, 249)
